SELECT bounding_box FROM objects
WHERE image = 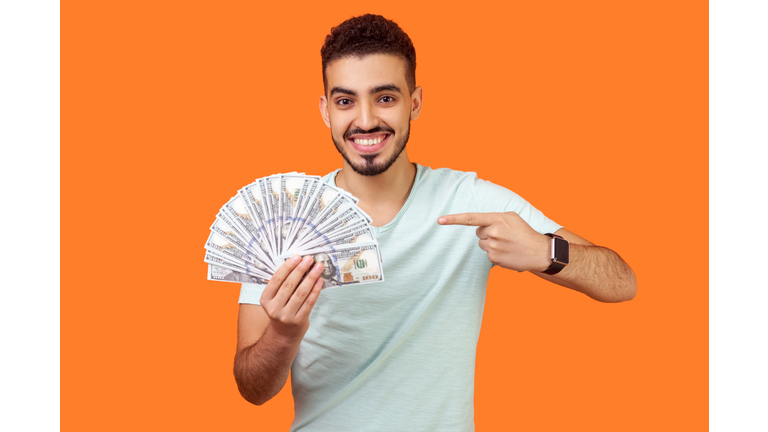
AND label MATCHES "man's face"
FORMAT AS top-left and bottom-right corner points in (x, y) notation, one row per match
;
(315, 253), (335, 278)
(320, 54), (422, 176)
